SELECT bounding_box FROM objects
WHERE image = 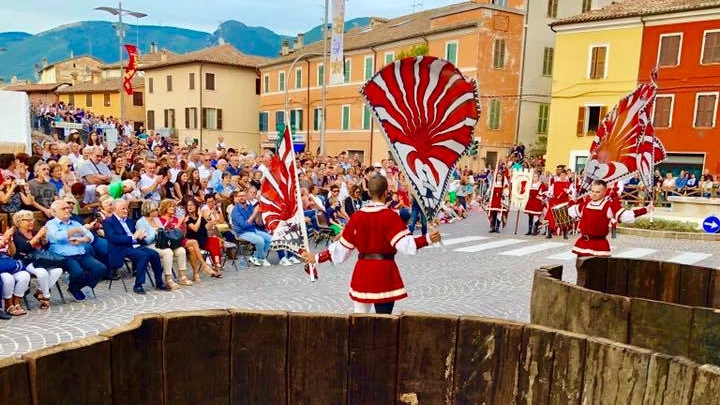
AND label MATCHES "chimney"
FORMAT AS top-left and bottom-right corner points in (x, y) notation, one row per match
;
(160, 50), (168, 62)
(92, 70), (102, 84)
(11, 75), (18, 84)
(70, 50), (74, 59)
(281, 40), (289, 56)
(41, 57), (48, 68)
(370, 17), (388, 27)
(150, 42), (158, 54)
(295, 33), (304, 50)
